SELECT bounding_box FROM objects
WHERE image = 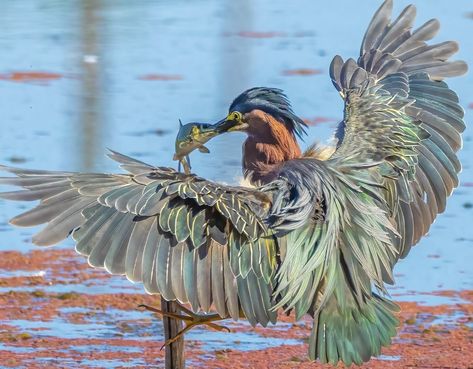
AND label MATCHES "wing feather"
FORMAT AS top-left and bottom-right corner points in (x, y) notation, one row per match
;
(104, 212), (135, 274)
(284, 2), (467, 363)
(211, 241), (227, 317)
(0, 154), (278, 327)
(143, 219), (161, 294)
(171, 242), (188, 303)
(183, 241), (199, 311)
(330, 1), (466, 263)
(88, 211), (126, 268)
(125, 216), (155, 283)
(196, 243), (213, 312)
